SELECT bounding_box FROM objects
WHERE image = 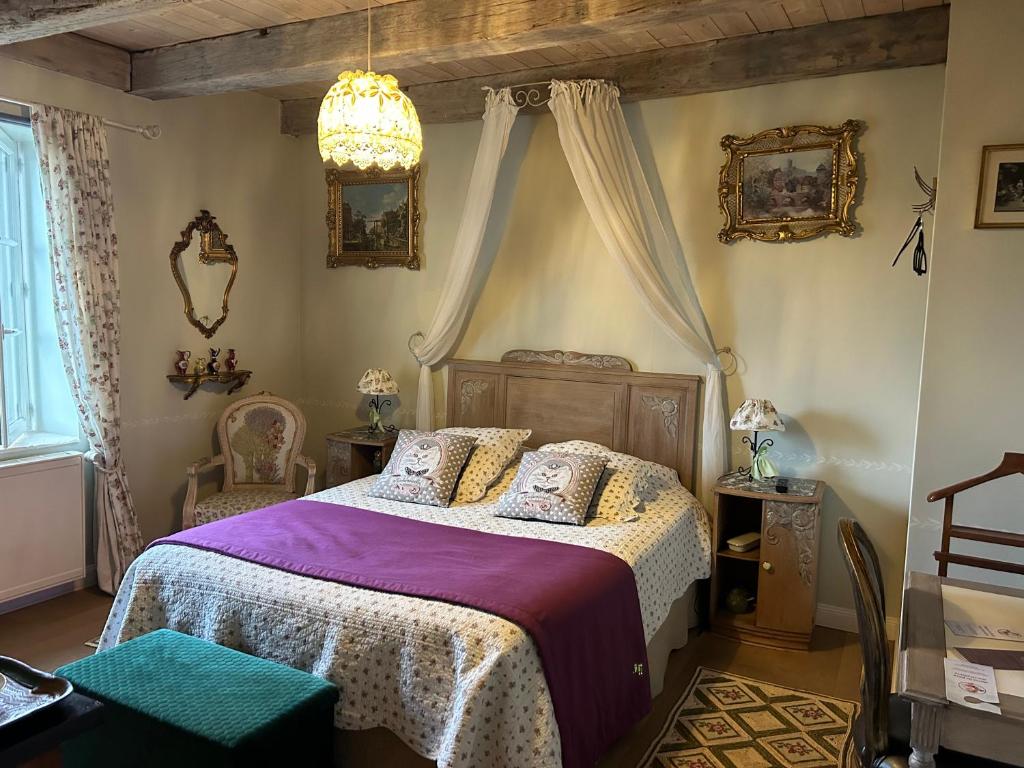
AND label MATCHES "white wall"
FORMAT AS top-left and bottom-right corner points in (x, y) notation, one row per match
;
(1, 58), (304, 542)
(905, 0), (1024, 583)
(298, 65), (947, 617)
